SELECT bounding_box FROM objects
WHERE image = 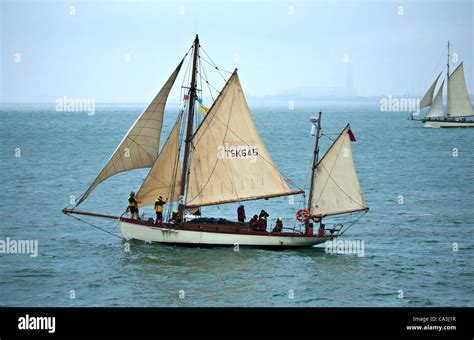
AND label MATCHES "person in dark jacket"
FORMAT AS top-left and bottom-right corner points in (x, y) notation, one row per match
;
(249, 214), (258, 230)
(258, 210), (269, 229)
(237, 205), (246, 222)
